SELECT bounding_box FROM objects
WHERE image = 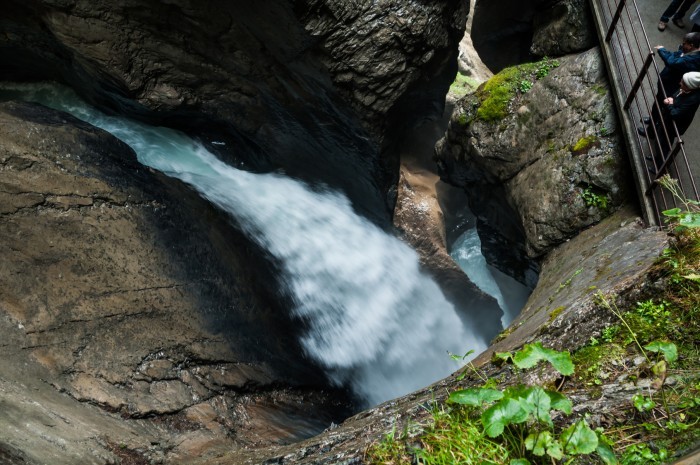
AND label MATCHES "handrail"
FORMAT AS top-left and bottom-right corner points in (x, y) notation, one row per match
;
(589, 0), (699, 226)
